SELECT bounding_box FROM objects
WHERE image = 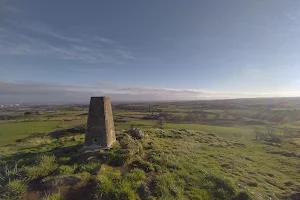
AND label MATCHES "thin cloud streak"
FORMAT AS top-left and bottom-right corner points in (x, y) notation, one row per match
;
(0, 20), (135, 64)
(1, 81), (299, 104)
